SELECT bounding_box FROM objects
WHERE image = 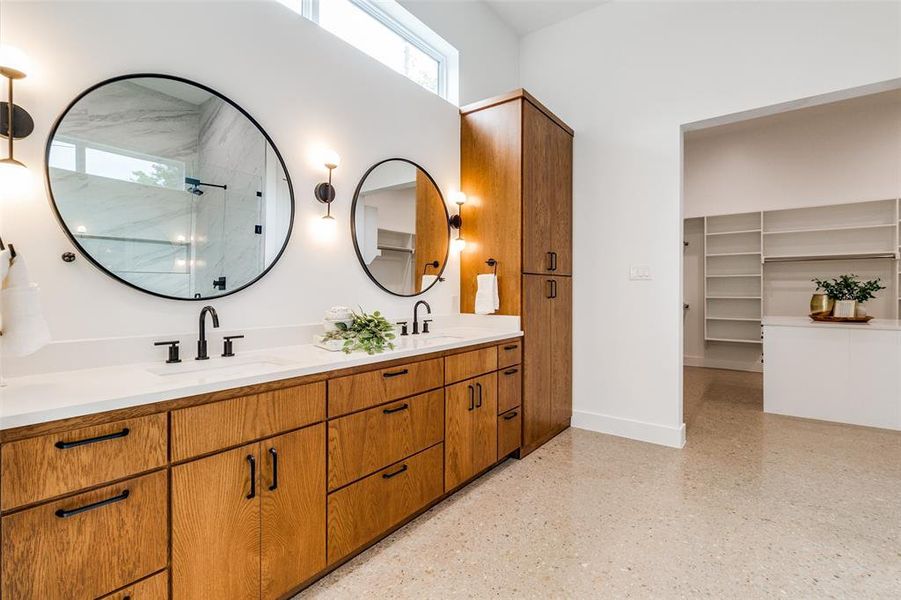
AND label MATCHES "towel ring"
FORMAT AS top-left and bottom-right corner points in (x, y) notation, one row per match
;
(485, 258), (498, 275)
(423, 259), (445, 282)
